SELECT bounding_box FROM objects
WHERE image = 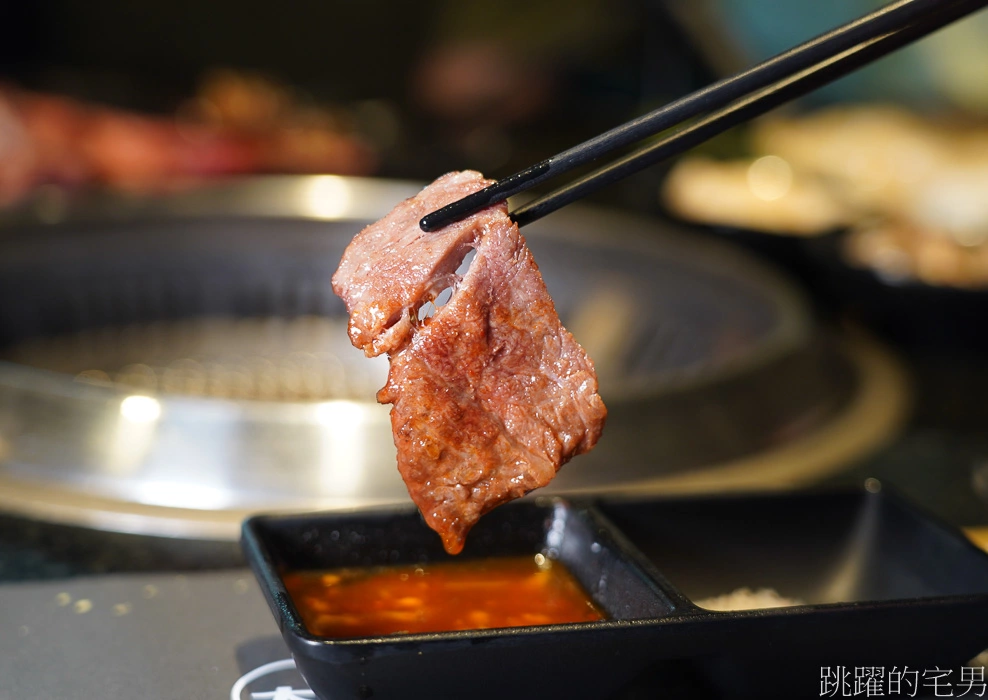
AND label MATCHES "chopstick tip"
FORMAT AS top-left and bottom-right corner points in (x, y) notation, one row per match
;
(419, 213), (441, 232)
